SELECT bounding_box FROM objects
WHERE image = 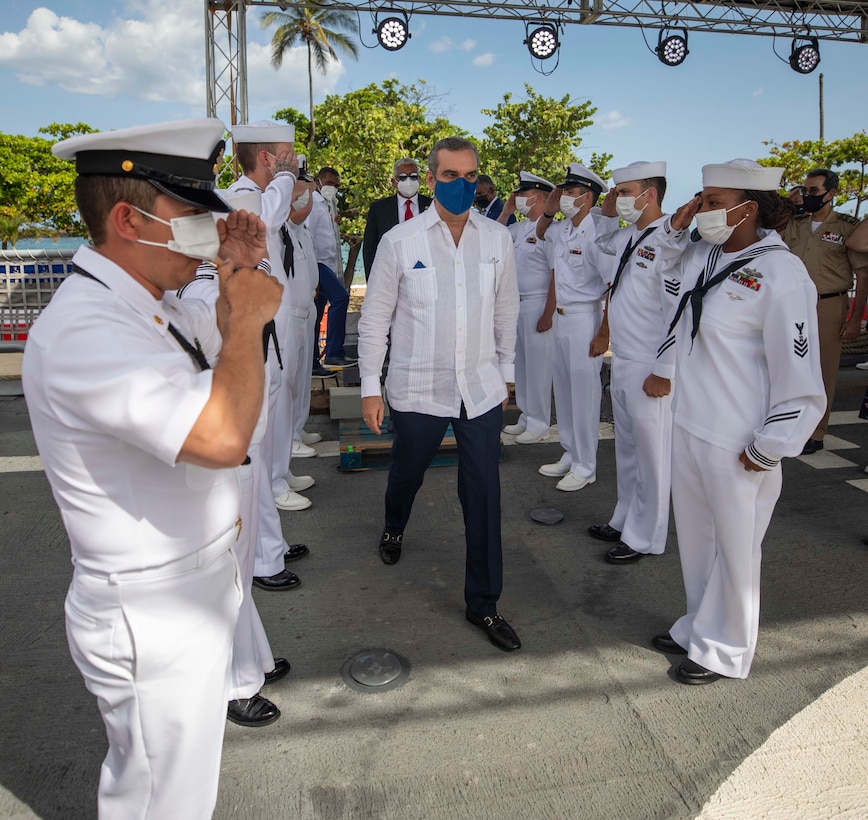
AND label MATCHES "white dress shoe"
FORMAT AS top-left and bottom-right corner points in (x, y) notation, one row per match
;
(538, 461), (571, 477)
(274, 490), (312, 511)
(515, 430), (547, 444)
(856, 361), (868, 370)
(556, 473), (596, 492)
(503, 422), (526, 435)
(291, 440), (317, 458)
(301, 431), (322, 444)
(288, 474), (315, 492)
